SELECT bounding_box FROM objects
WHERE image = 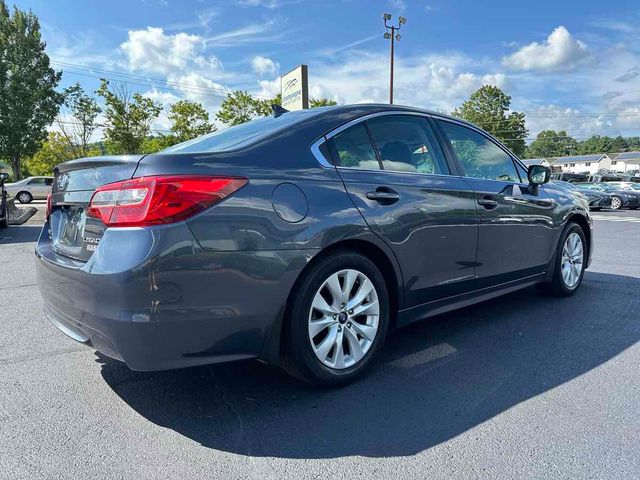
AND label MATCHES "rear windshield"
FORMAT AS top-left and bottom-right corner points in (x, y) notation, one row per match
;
(161, 108), (330, 154)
